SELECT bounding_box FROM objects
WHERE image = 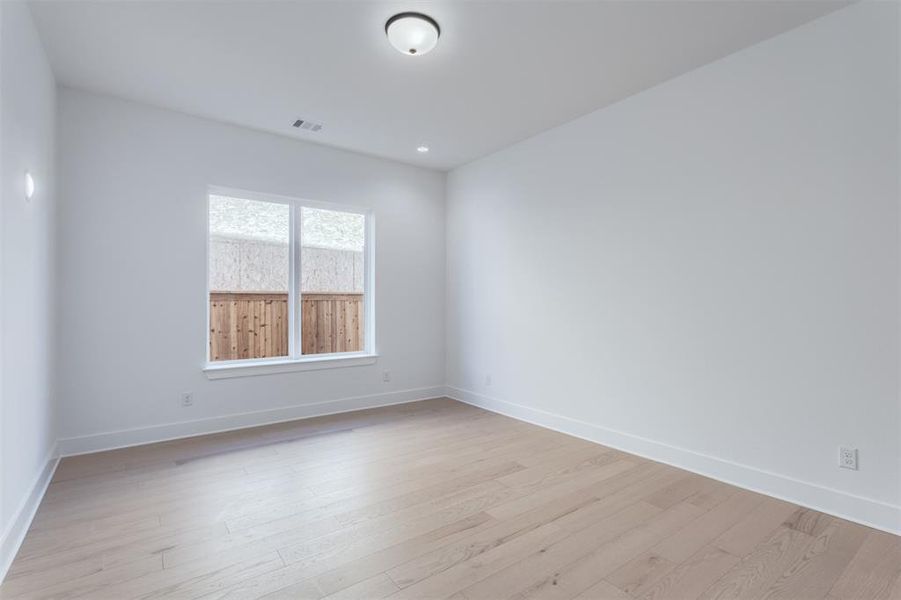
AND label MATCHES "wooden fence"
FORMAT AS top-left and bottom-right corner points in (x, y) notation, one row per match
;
(209, 292), (363, 361)
(301, 293), (364, 355)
